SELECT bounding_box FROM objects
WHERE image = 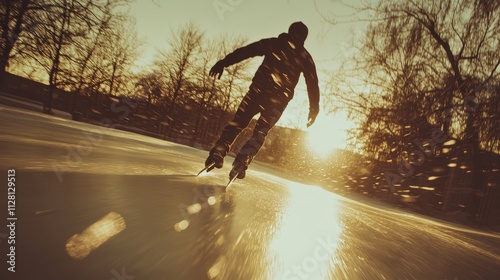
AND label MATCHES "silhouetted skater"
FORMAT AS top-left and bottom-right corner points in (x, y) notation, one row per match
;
(206, 21), (320, 179)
